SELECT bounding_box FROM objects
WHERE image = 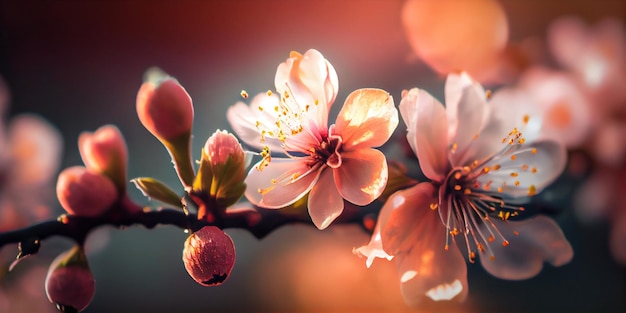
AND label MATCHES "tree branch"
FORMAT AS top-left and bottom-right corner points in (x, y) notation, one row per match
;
(0, 201), (378, 250)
